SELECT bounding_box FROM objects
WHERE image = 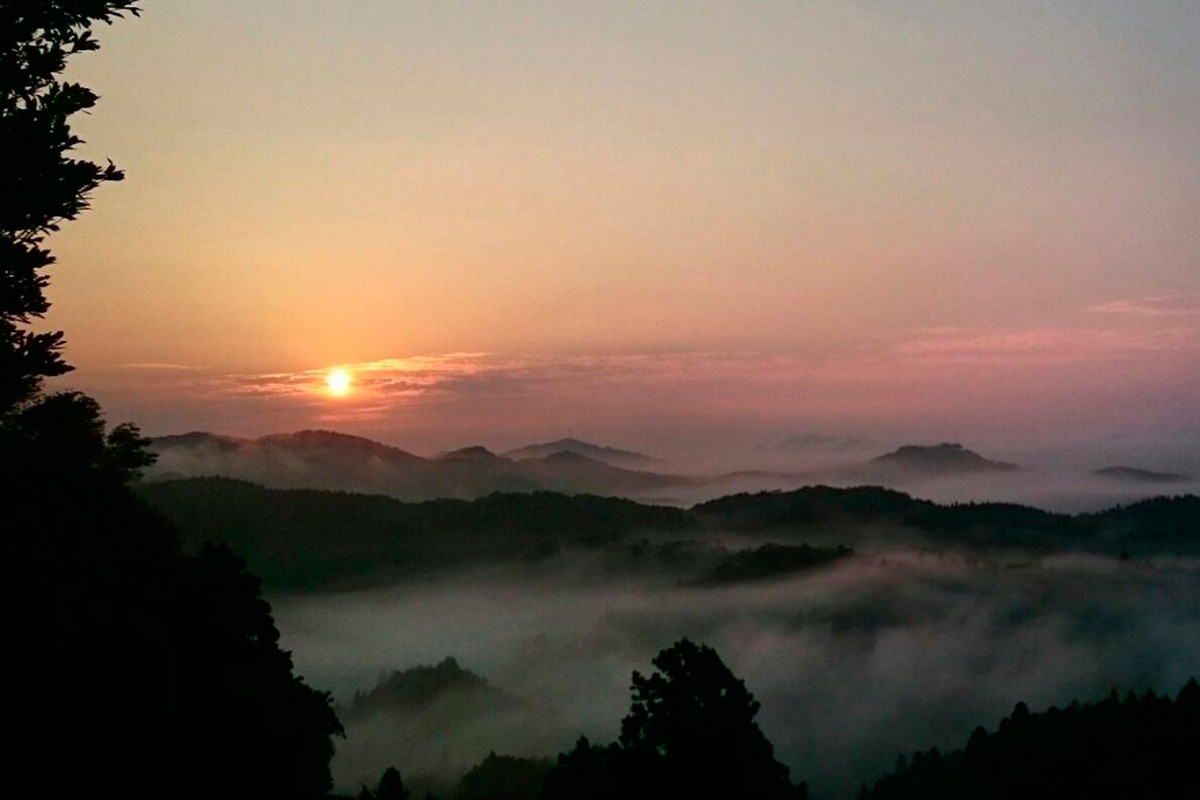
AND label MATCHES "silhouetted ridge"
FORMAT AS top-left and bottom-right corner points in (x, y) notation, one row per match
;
(436, 445), (505, 462)
(137, 480), (1200, 590)
(861, 677), (1199, 799)
(344, 657), (514, 719)
(694, 543), (854, 586)
(505, 438), (655, 465)
(517, 450), (695, 493)
(456, 753), (554, 800)
(137, 478), (695, 589)
(870, 443), (1018, 474)
(146, 429), (695, 499)
(256, 429), (423, 461)
(1093, 465), (1192, 483)
(152, 431), (245, 451)
(692, 485), (1200, 552)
